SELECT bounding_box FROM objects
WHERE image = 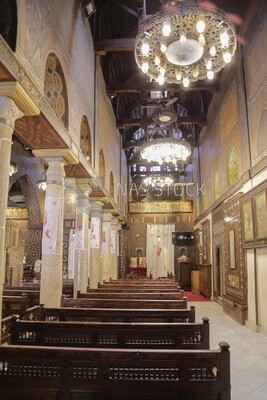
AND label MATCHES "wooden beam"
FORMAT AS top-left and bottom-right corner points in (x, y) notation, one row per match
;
(117, 115), (207, 128)
(95, 38), (135, 55)
(113, 0), (138, 17)
(107, 81), (220, 95)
